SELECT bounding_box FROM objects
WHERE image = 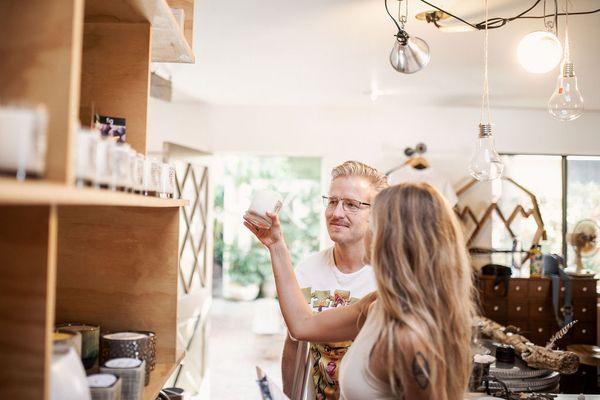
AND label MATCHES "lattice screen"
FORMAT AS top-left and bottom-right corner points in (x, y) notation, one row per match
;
(165, 160), (213, 394)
